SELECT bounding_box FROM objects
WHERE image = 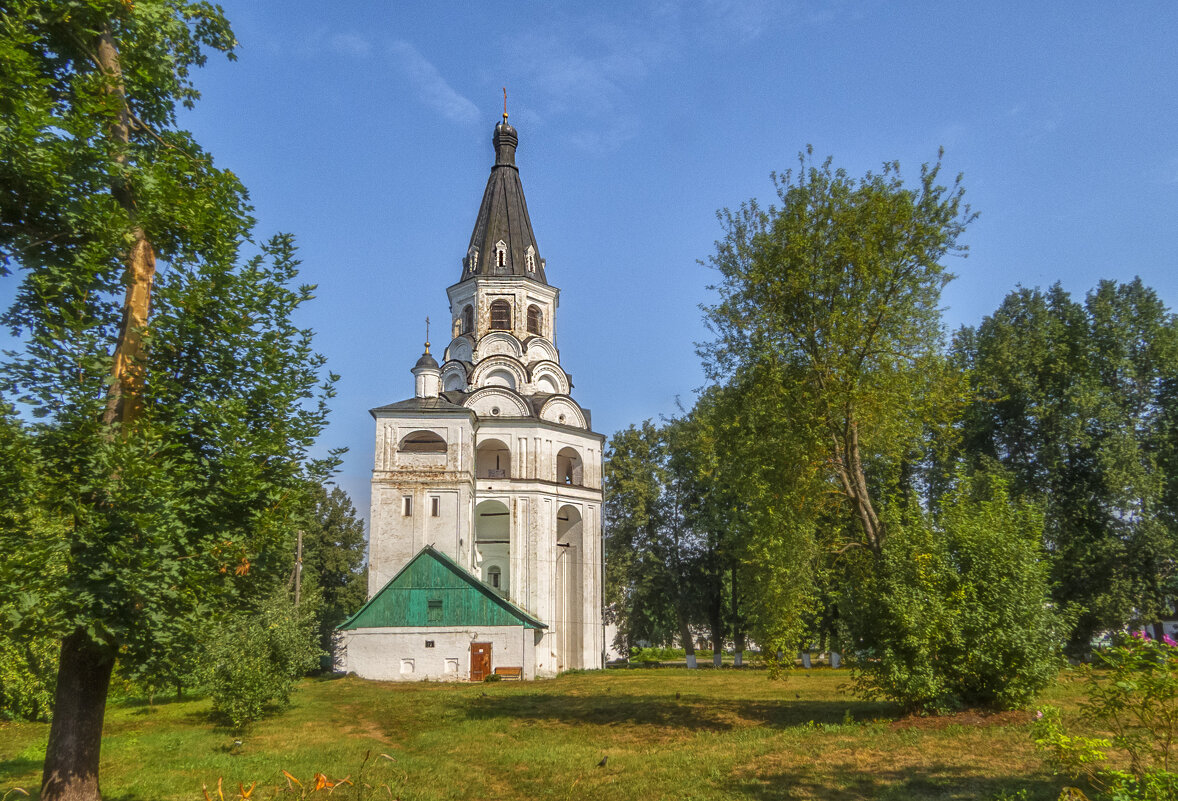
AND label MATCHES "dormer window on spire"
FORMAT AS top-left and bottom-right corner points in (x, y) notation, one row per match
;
(495, 240), (507, 268)
(467, 247), (479, 273)
(525, 246), (536, 273)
